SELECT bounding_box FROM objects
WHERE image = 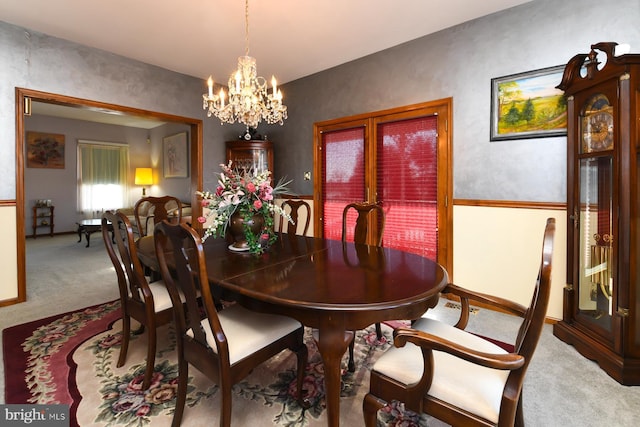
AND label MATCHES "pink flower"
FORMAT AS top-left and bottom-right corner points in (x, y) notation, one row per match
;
(200, 199), (210, 207)
(216, 186), (224, 196)
(253, 200), (262, 210)
(197, 216), (206, 224)
(246, 182), (256, 193)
